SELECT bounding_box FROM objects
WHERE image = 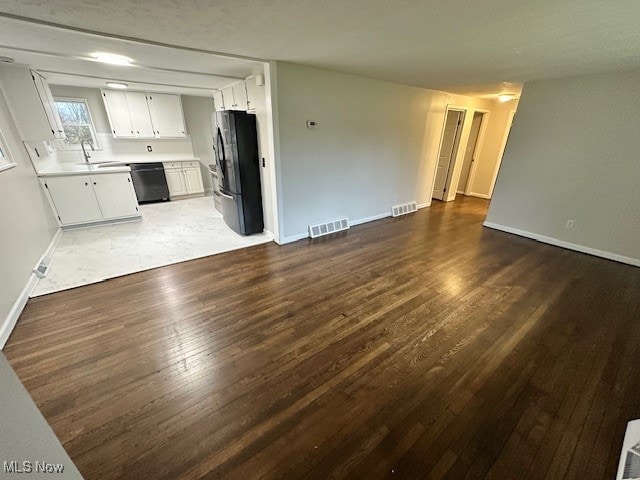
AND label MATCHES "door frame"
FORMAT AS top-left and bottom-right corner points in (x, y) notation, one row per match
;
(428, 105), (467, 202)
(461, 109), (490, 196)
